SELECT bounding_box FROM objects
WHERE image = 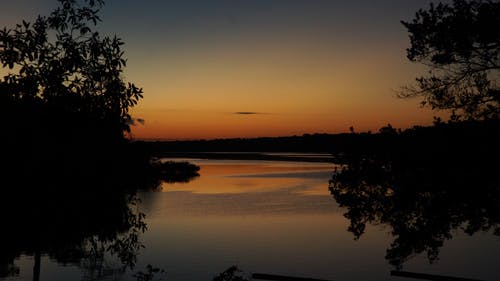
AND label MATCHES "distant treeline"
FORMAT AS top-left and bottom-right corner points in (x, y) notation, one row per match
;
(138, 119), (500, 160)
(140, 133), (349, 154)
